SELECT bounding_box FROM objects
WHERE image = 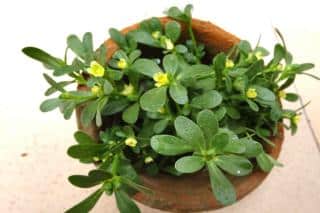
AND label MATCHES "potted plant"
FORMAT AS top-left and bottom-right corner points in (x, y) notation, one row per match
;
(22, 5), (317, 213)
